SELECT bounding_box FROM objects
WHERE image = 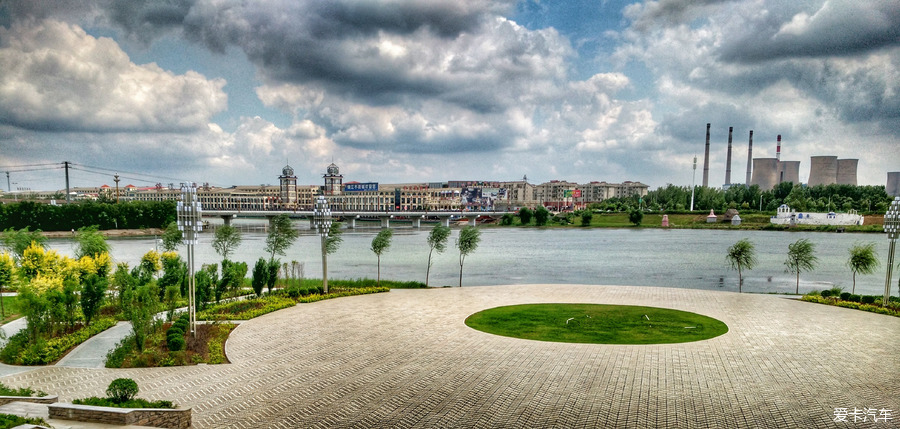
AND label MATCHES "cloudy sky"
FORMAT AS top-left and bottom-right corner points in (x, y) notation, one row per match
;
(1, 0), (898, 192)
